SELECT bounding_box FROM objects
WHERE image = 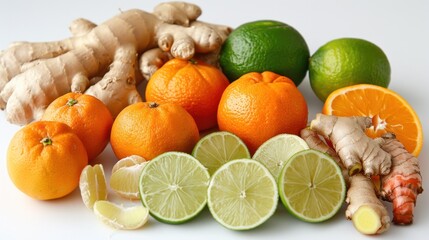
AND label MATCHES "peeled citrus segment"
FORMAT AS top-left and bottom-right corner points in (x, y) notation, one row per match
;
(110, 155), (147, 199)
(192, 131), (251, 175)
(93, 200), (149, 230)
(79, 164), (107, 209)
(139, 152), (210, 224)
(323, 84), (423, 156)
(207, 159), (278, 230)
(278, 149), (346, 223)
(252, 134), (309, 181)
